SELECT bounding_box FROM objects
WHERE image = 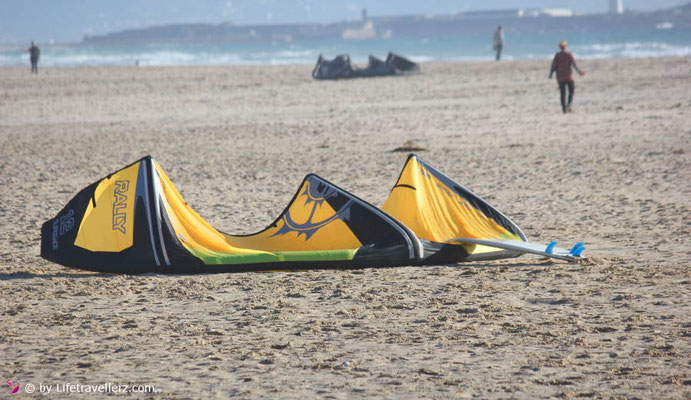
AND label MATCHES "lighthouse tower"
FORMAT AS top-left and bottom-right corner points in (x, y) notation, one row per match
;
(609, 0), (624, 14)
